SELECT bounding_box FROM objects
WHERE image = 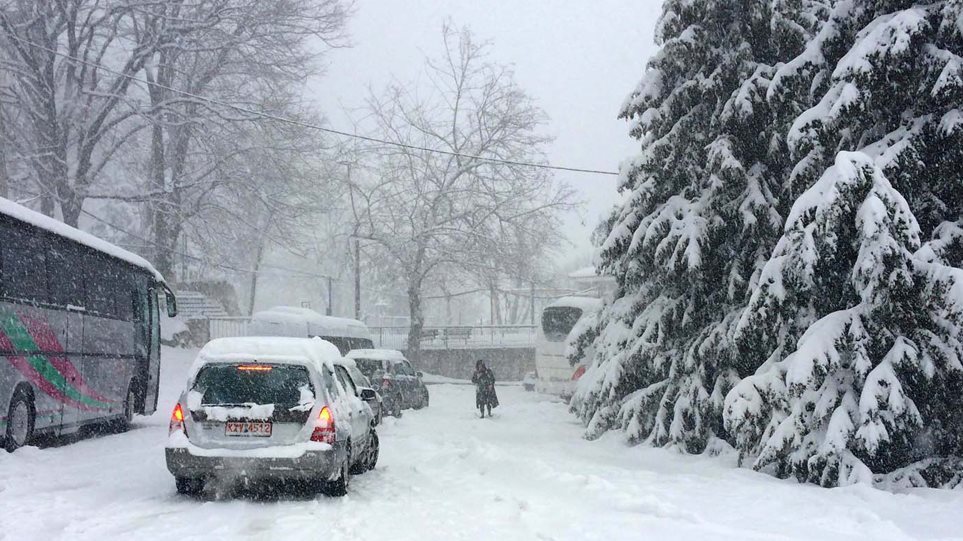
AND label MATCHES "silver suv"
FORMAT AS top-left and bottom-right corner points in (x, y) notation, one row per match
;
(165, 337), (378, 497)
